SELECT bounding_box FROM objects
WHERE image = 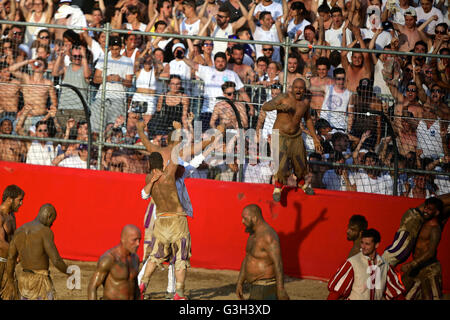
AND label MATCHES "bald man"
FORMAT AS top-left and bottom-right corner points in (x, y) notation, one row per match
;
(88, 225), (141, 300)
(5, 204), (72, 300)
(236, 204), (289, 300)
(261, 78), (323, 202)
